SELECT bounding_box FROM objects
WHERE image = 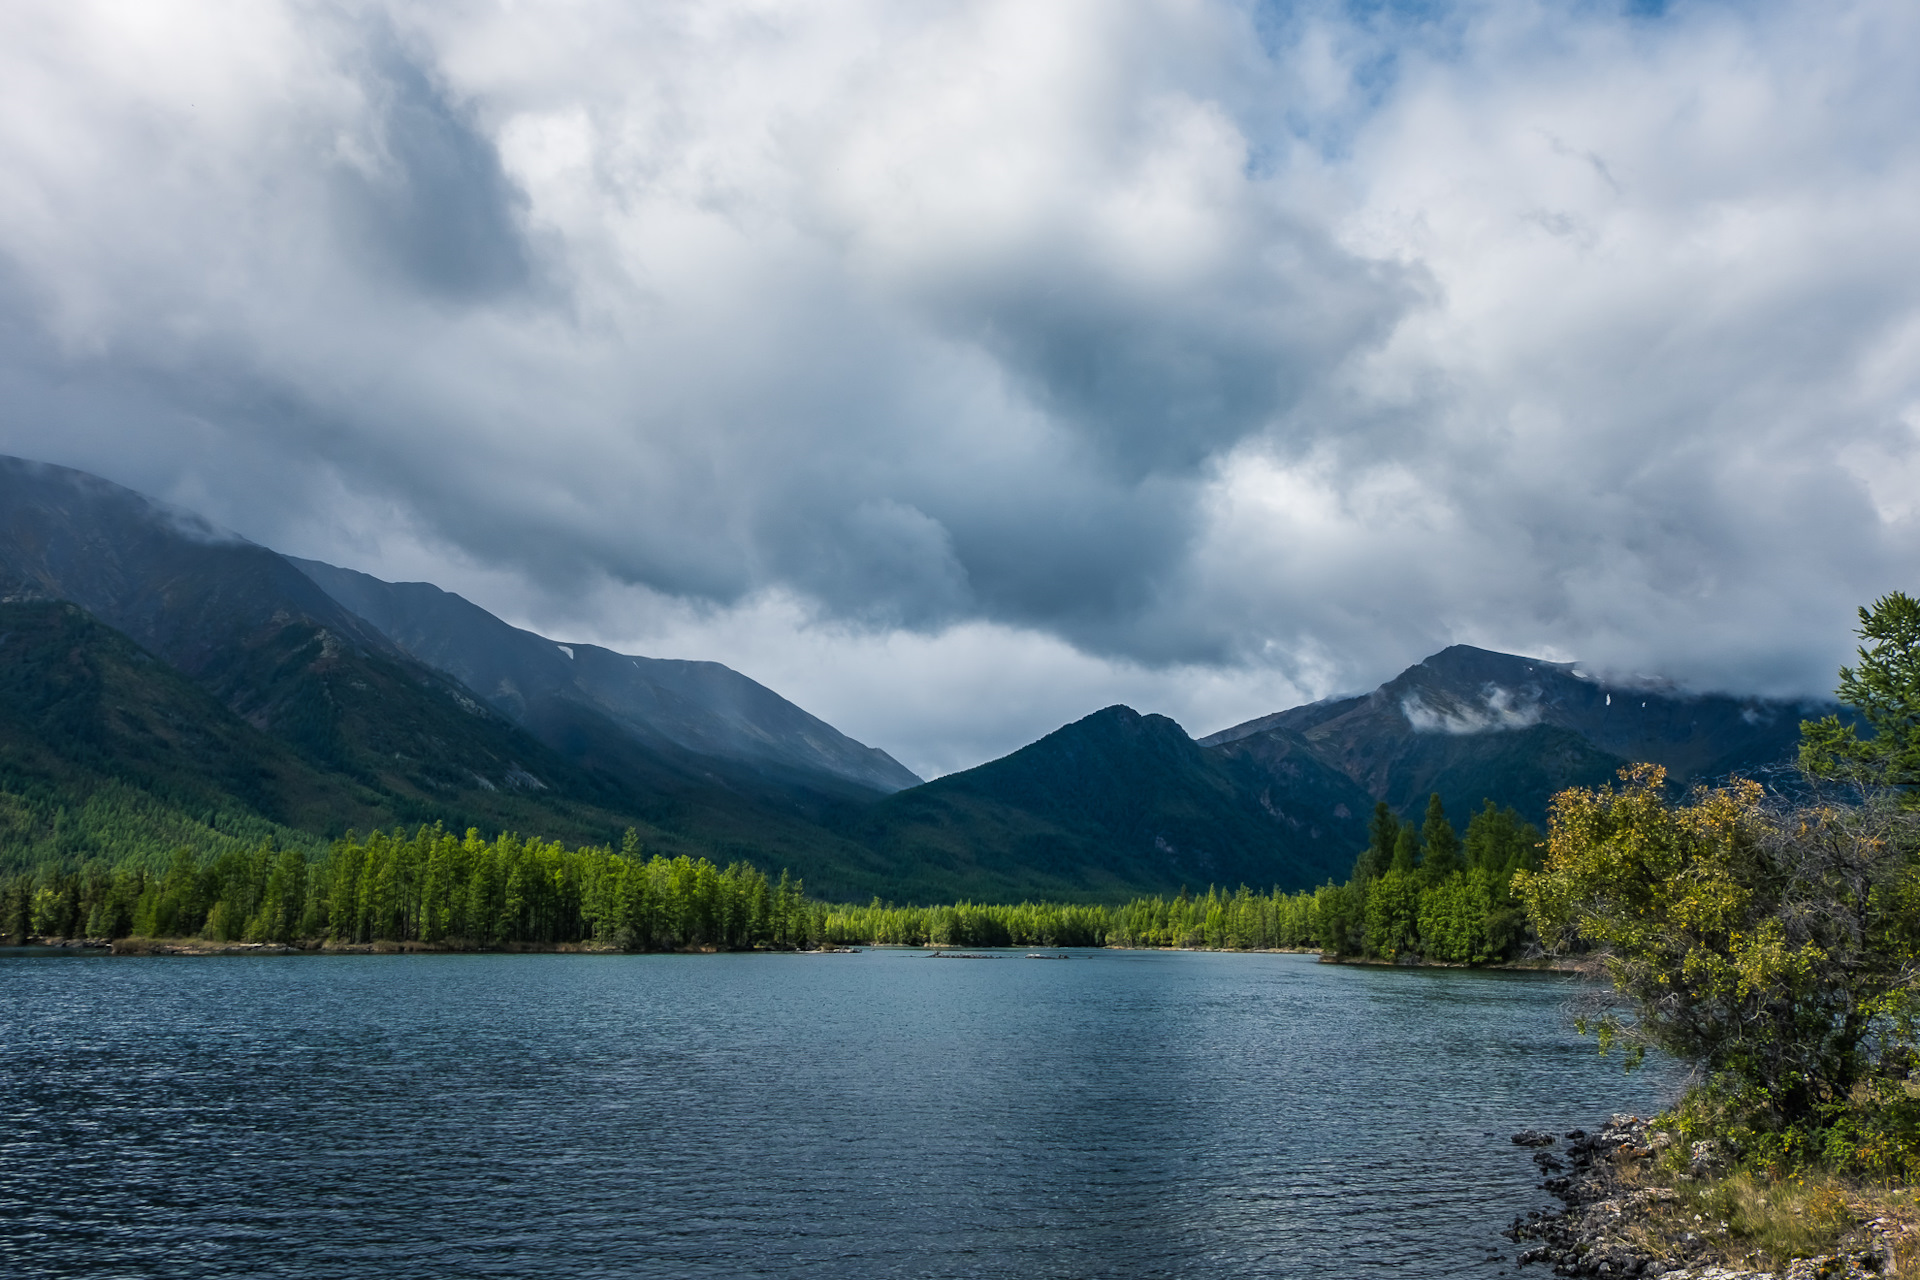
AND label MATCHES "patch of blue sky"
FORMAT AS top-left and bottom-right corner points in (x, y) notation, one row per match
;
(1238, 0), (1688, 175)
(1236, 0), (1463, 170)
